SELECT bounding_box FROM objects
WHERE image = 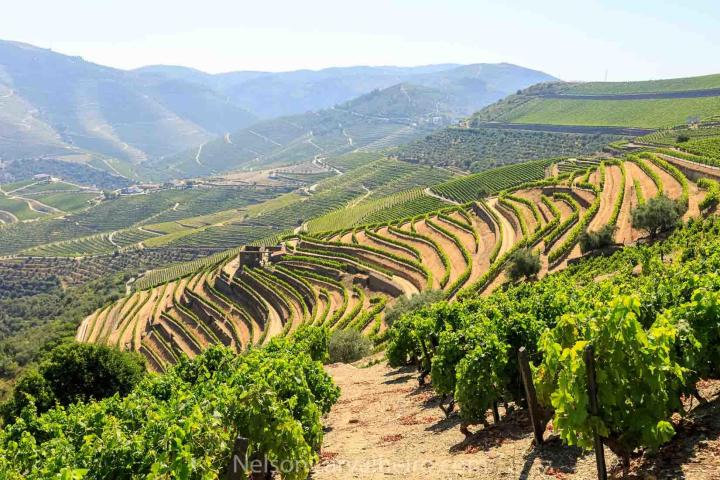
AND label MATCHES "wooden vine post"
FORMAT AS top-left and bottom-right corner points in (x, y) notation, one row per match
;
(226, 435), (273, 480)
(226, 435), (249, 480)
(584, 344), (607, 480)
(517, 347), (544, 446)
